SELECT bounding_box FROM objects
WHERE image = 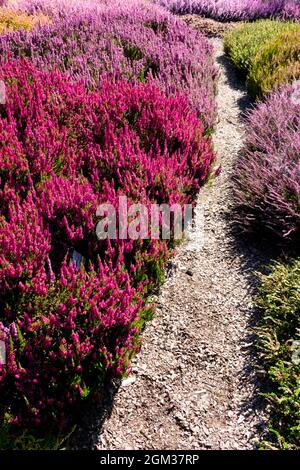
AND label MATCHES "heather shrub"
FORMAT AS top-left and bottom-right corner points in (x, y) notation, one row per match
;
(247, 29), (300, 98)
(282, 0), (300, 19)
(0, 0), (217, 129)
(0, 60), (215, 428)
(224, 20), (300, 77)
(0, 6), (49, 33)
(0, 261), (143, 427)
(257, 258), (300, 449)
(234, 83), (300, 241)
(5, 0), (109, 17)
(0, 195), (51, 297)
(155, 0), (300, 21)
